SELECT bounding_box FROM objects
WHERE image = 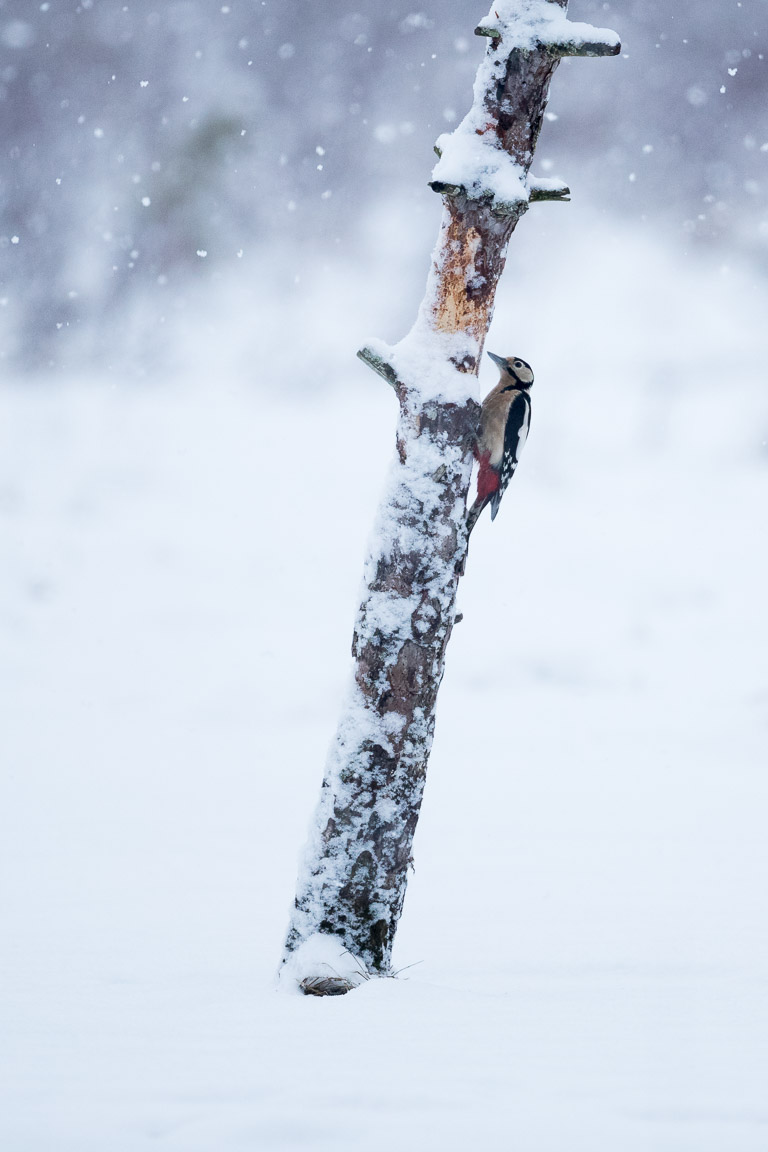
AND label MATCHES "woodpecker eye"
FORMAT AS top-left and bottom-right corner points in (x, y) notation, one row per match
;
(514, 361), (523, 368)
